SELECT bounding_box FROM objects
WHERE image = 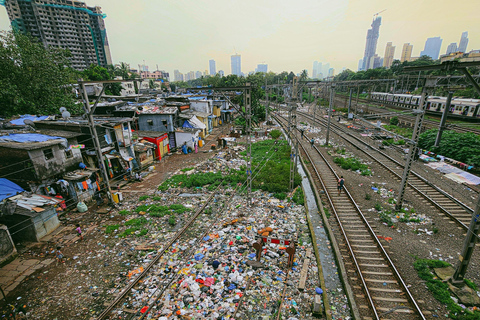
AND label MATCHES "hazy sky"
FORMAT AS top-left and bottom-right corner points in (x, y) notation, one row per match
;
(1, 0), (479, 77)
